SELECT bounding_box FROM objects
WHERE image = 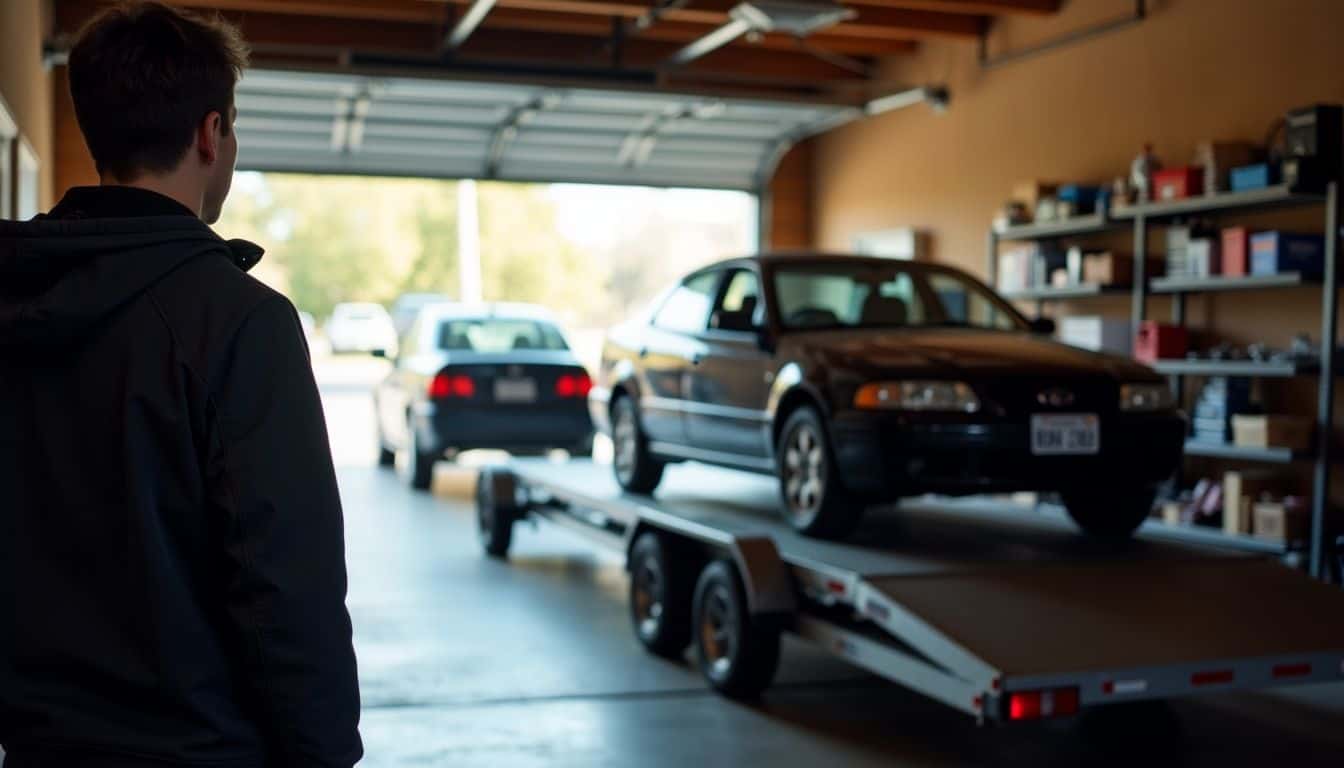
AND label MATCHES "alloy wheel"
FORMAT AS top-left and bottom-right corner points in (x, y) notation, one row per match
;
(632, 557), (665, 639)
(699, 583), (737, 680)
(782, 423), (826, 525)
(613, 403), (638, 484)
